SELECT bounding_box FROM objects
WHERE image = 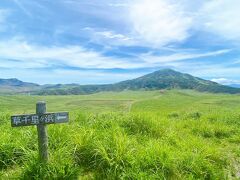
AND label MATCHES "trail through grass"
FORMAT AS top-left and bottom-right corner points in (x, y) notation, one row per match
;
(1, 90), (240, 179)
